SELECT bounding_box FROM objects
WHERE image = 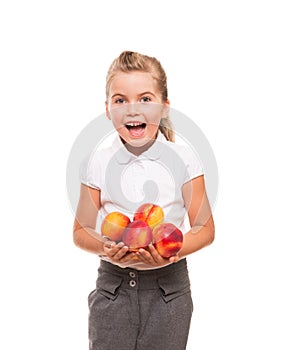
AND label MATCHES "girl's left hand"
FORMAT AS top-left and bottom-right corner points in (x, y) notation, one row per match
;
(136, 244), (179, 267)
